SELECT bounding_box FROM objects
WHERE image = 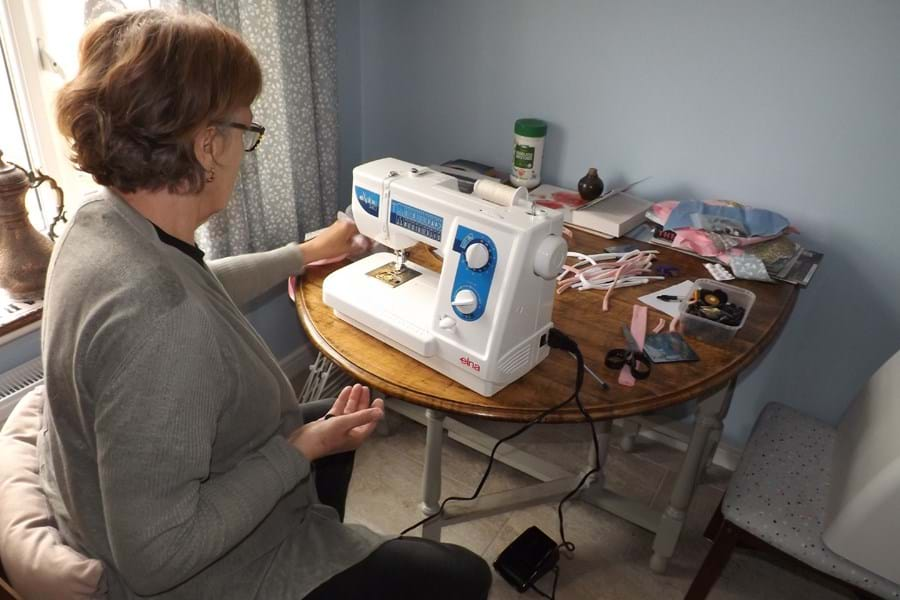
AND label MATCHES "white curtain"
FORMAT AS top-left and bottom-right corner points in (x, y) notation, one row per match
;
(162, 0), (340, 258)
